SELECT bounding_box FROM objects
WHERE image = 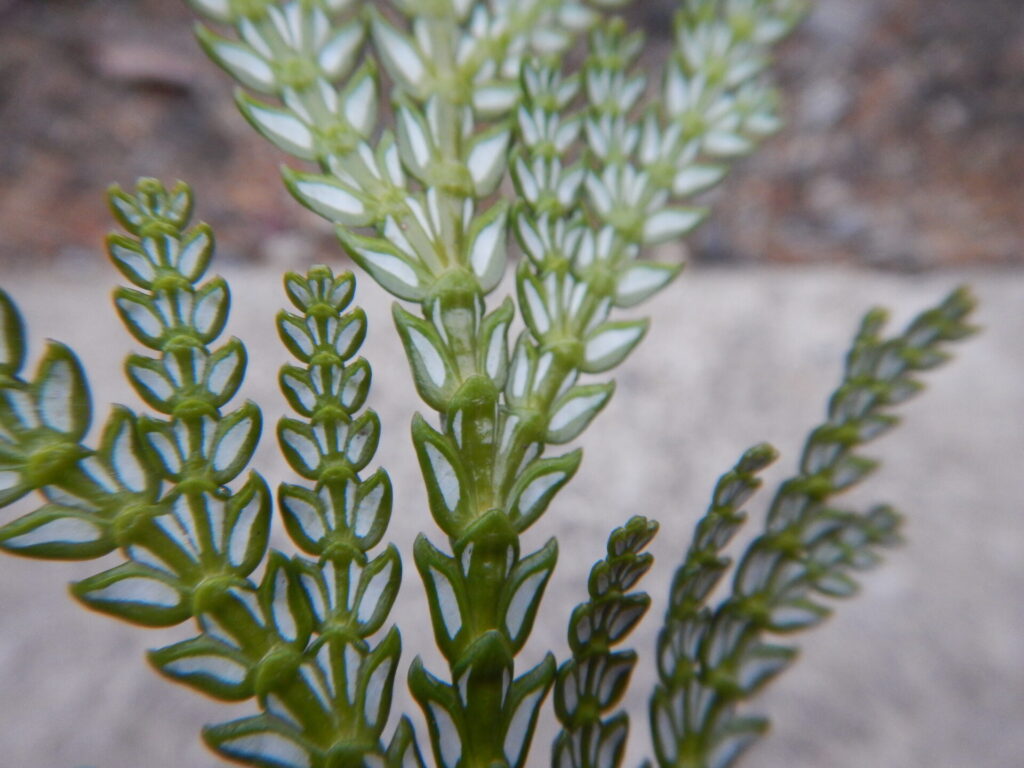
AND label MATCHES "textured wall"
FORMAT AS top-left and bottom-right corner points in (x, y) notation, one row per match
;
(0, 260), (1020, 767)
